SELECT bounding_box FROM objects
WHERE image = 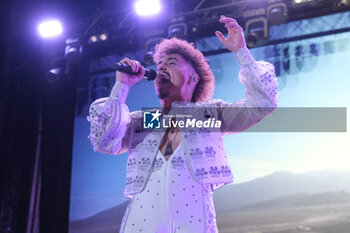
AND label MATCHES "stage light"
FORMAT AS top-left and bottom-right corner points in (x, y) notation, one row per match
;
(245, 17), (269, 48)
(293, 0), (314, 5)
(100, 33), (108, 41)
(38, 20), (63, 38)
(341, 0), (350, 6)
(324, 0), (350, 7)
(47, 68), (64, 83)
(65, 38), (82, 64)
(90, 35), (98, 43)
(168, 23), (187, 39)
(267, 3), (287, 26)
(143, 51), (155, 66)
(135, 0), (161, 16)
(46, 57), (66, 83)
(143, 37), (163, 65)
